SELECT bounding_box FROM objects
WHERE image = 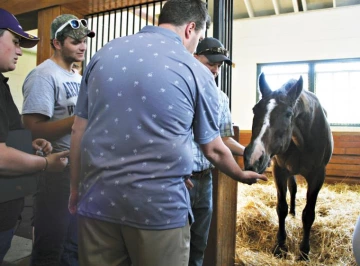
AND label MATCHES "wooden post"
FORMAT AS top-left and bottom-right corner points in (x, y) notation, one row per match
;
(203, 126), (240, 266)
